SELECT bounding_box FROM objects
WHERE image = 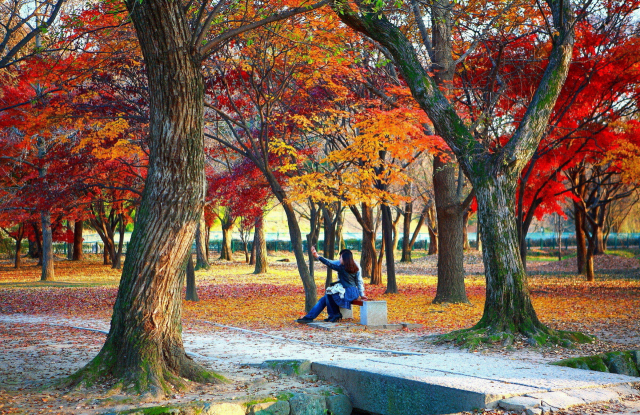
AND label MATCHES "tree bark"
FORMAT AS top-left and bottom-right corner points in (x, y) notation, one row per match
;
(72, 220), (83, 261)
(433, 156), (468, 304)
(401, 201), (413, 262)
(462, 209), (471, 251)
(574, 202), (587, 274)
(282, 200), (317, 311)
(594, 225), (605, 255)
(253, 214), (268, 274)
(382, 204), (397, 294)
(70, 0), (217, 395)
(335, 211), (345, 253)
(195, 211), (209, 269)
(305, 201), (322, 279)
(40, 210), (54, 281)
(473, 175), (543, 332)
(356, 204), (382, 284)
(185, 255), (199, 302)
(427, 213), (438, 255)
(322, 204), (338, 287)
(13, 223), (24, 268)
(219, 212), (234, 261)
(113, 215), (126, 270)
